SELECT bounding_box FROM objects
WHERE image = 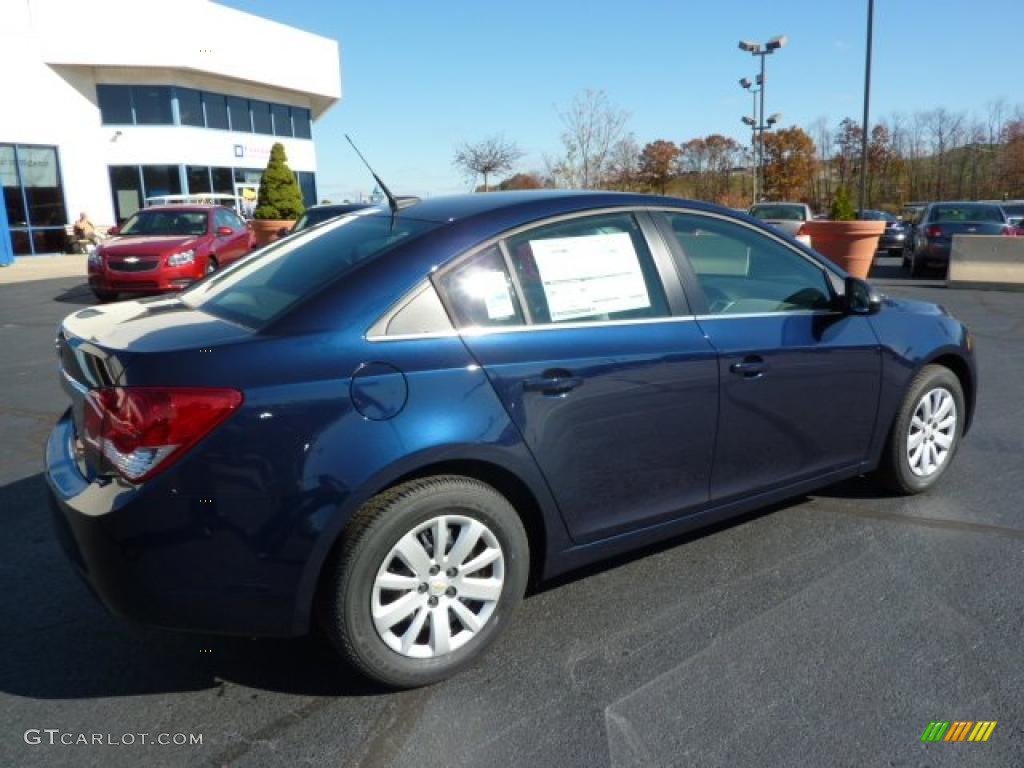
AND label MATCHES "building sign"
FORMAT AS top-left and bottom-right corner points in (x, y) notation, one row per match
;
(2, 147), (59, 187)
